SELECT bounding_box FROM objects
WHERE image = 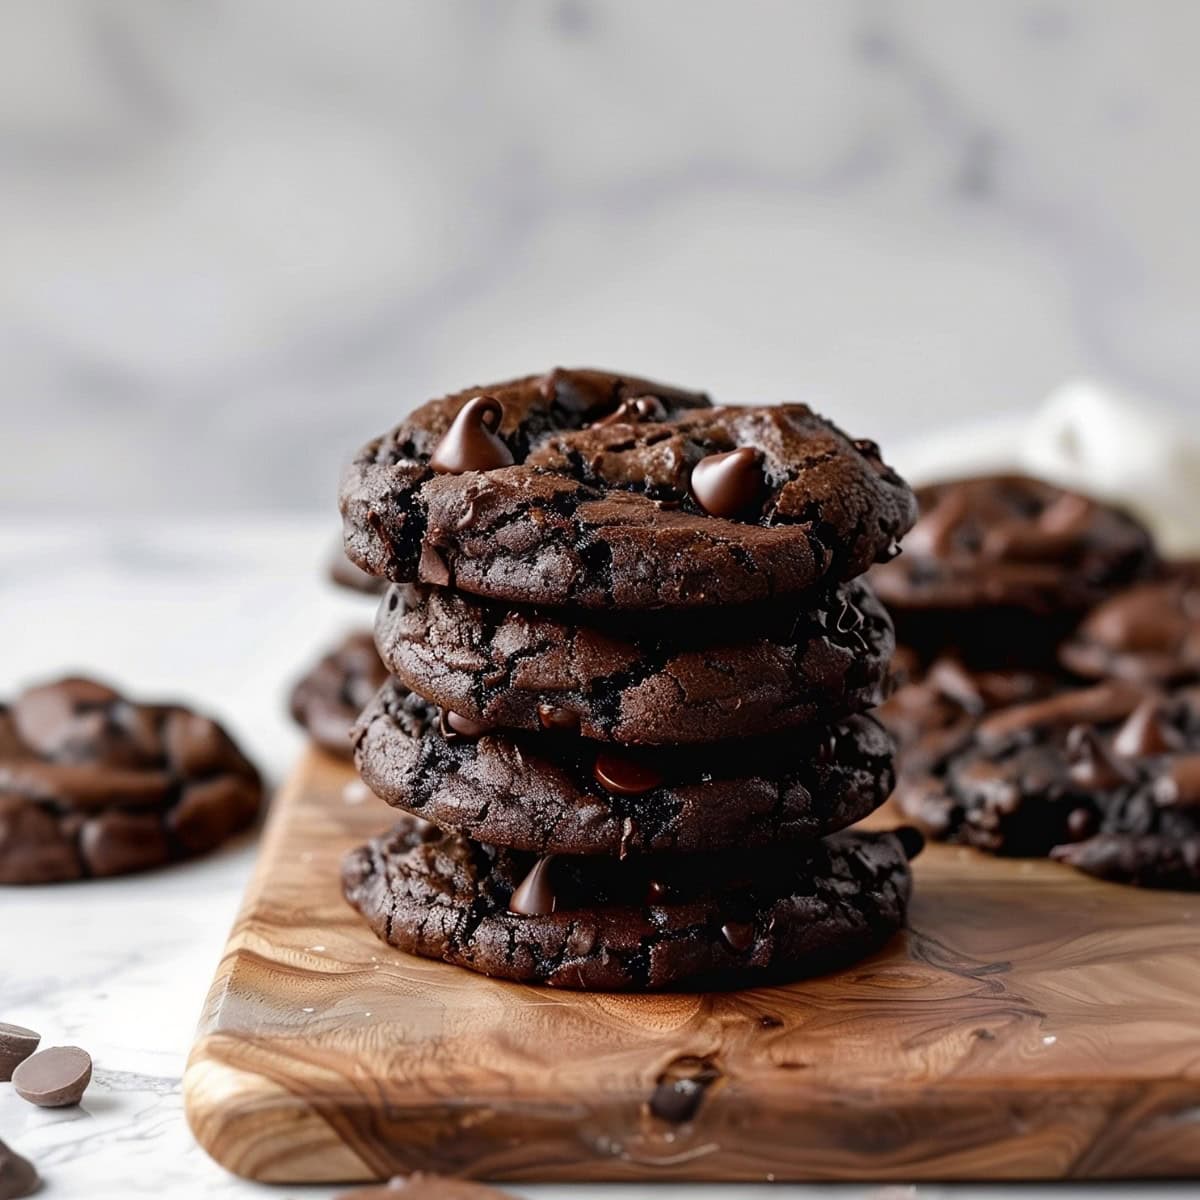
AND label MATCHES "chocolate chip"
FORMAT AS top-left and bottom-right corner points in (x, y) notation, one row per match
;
(80, 810), (170, 877)
(593, 395), (667, 427)
(0, 1137), (39, 1200)
(1112, 699), (1184, 758)
(438, 709), (492, 741)
(418, 544), (452, 587)
(429, 396), (514, 474)
(12, 1045), (92, 1108)
(689, 447), (765, 519)
(1065, 724), (1135, 790)
(1066, 807), (1096, 841)
(0, 1024), (40, 1082)
(535, 704), (580, 734)
(508, 856), (556, 916)
(720, 920), (755, 953)
(592, 751), (664, 796)
(645, 879), (669, 904)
